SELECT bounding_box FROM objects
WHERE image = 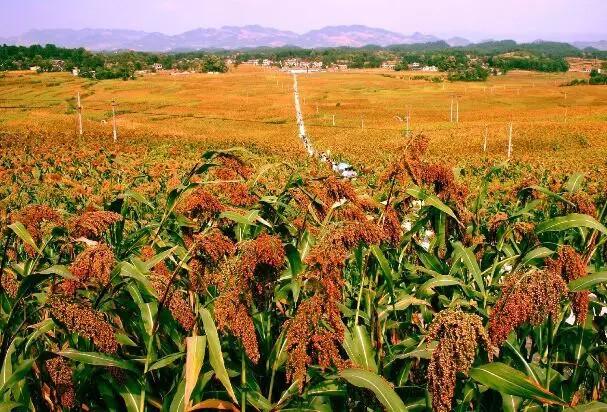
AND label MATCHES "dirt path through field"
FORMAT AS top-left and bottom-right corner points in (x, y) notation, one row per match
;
(291, 73), (315, 156)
